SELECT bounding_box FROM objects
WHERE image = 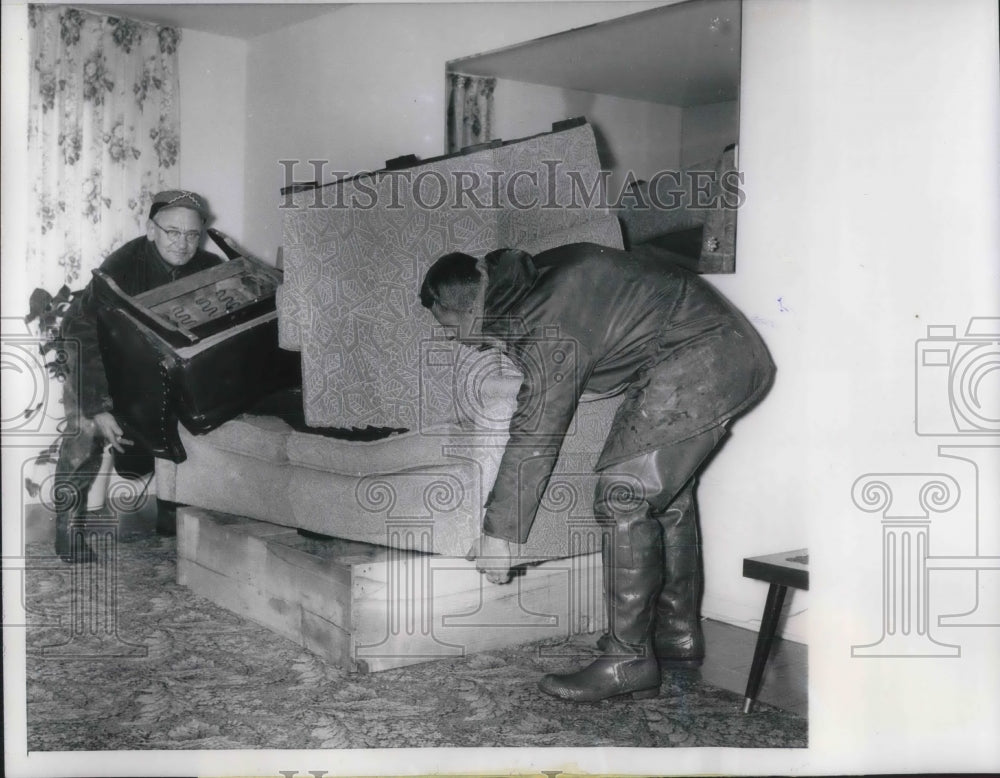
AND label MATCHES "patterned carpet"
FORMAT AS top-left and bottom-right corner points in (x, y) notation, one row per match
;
(23, 531), (807, 751)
